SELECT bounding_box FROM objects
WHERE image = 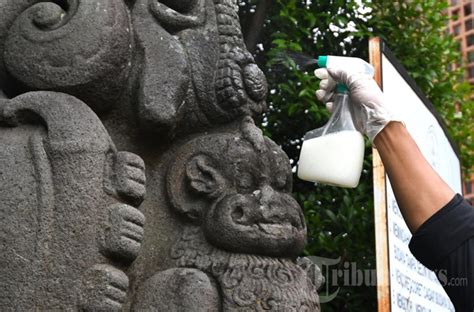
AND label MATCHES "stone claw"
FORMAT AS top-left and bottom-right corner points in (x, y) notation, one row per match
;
(79, 264), (129, 312)
(114, 151), (146, 207)
(102, 204), (145, 263)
